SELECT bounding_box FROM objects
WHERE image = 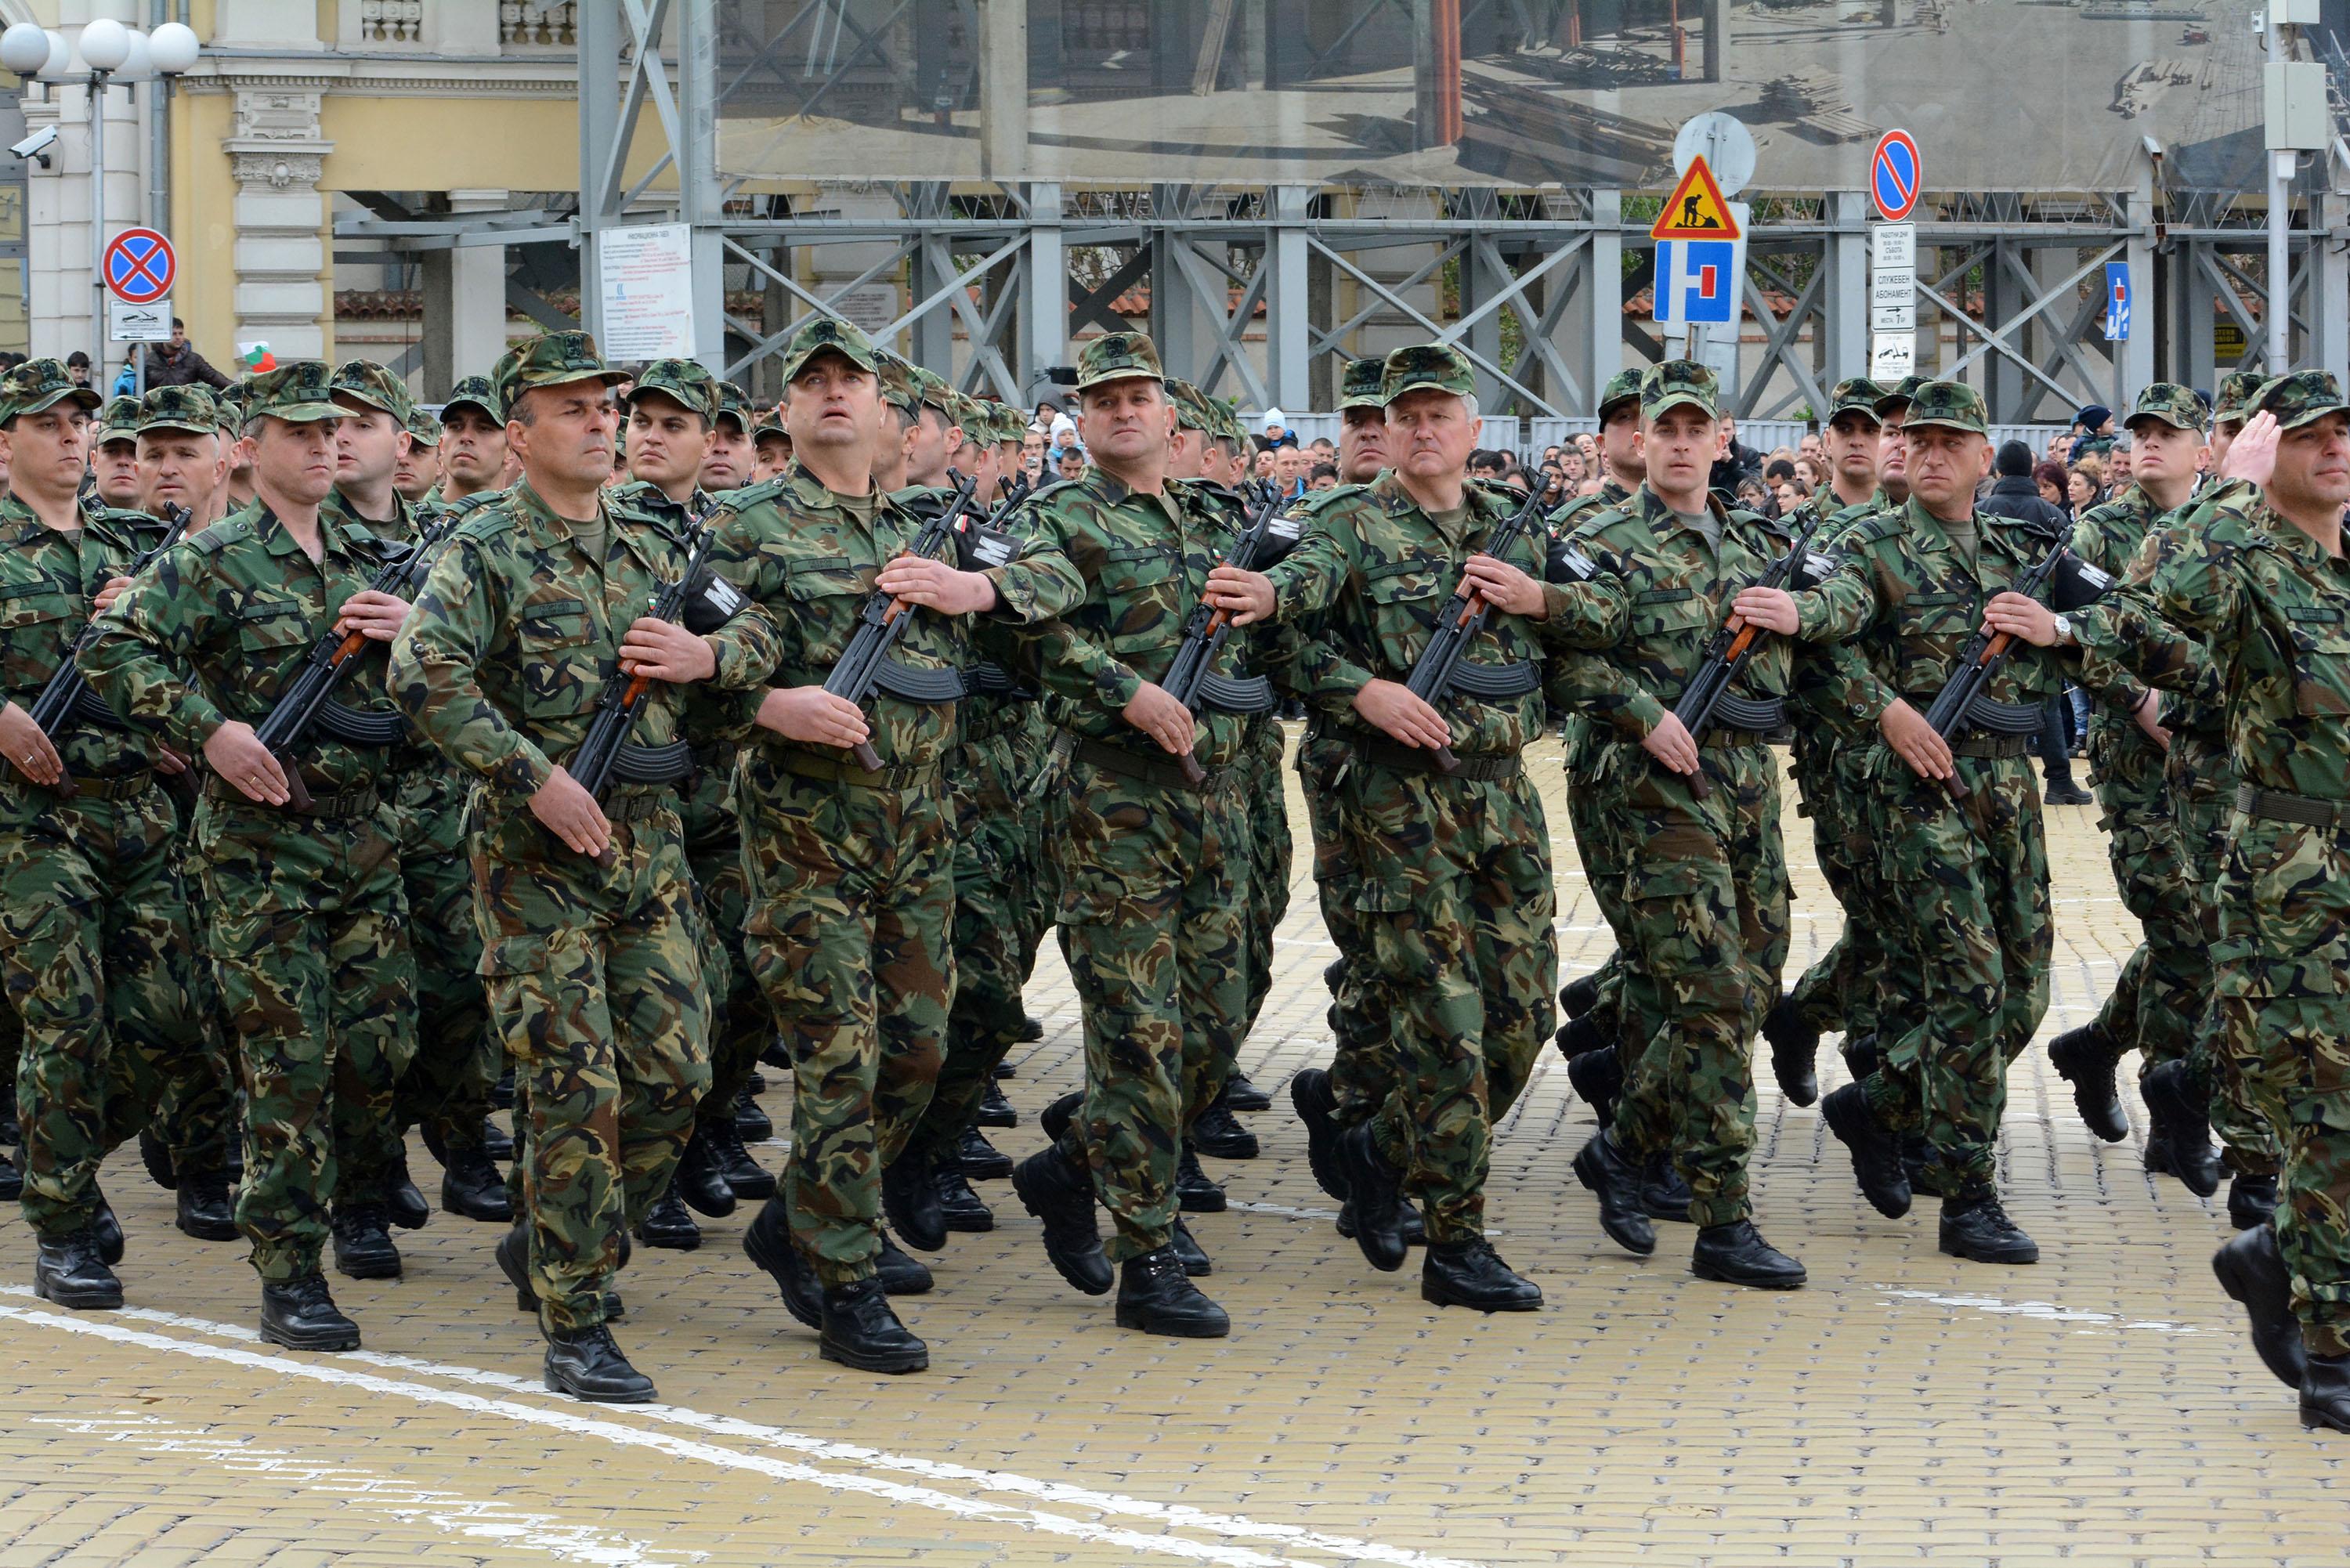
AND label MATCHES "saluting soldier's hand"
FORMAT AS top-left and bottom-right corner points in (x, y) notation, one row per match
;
(0, 701), (63, 786)
(620, 616), (717, 683)
(1458, 555), (1546, 617)
(1202, 567), (1276, 625)
(2222, 411), (2280, 486)
(2133, 688), (2172, 751)
(756, 685), (870, 748)
(1641, 710), (1701, 775)
(1730, 587), (1800, 634)
(877, 555), (998, 614)
(1123, 681), (1196, 757)
(92, 574), (135, 614)
(333, 590), (411, 643)
(1352, 678), (1451, 751)
(1880, 698), (1955, 782)
(204, 720), (292, 805)
(1982, 592), (2058, 647)
(531, 767), (612, 859)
